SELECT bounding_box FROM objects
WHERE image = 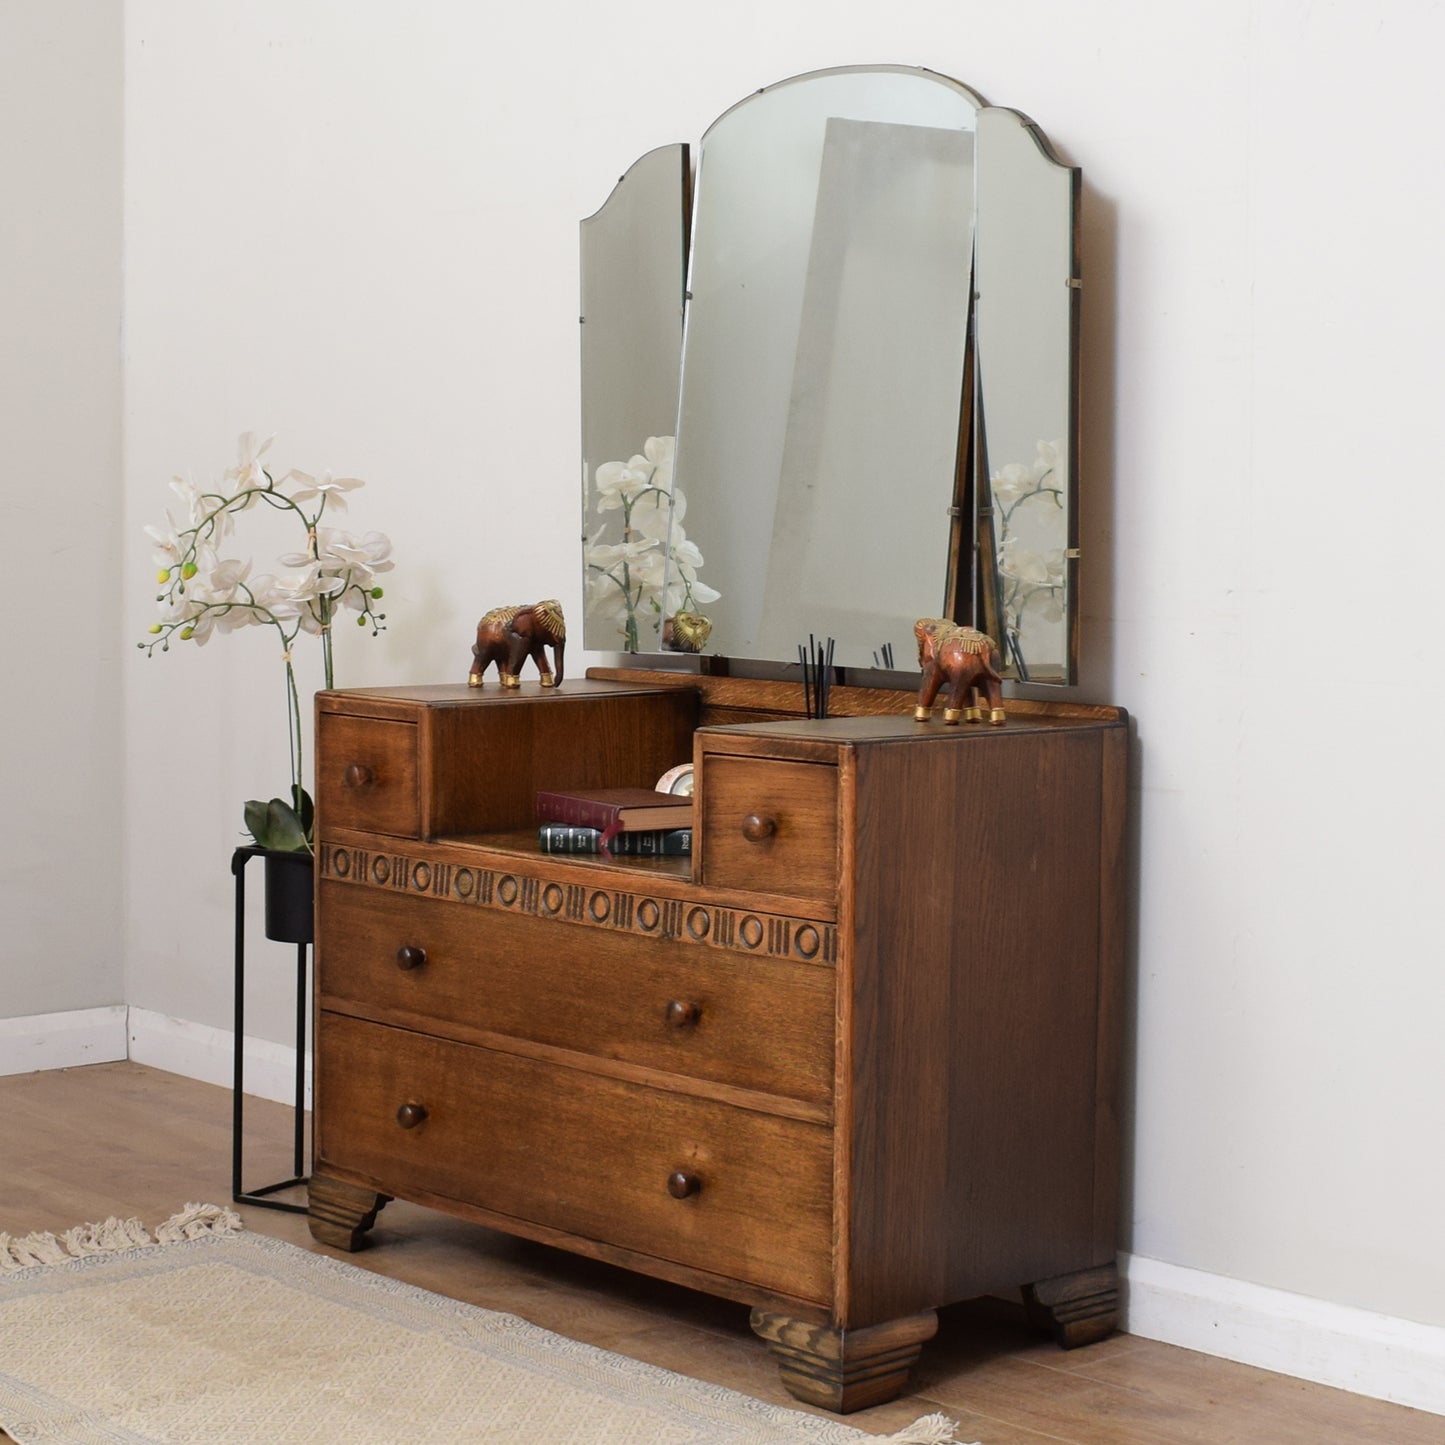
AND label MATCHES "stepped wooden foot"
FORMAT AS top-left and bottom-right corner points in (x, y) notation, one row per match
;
(749, 1309), (938, 1413)
(307, 1172), (388, 1251)
(1023, 1262), (1120, 1348)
